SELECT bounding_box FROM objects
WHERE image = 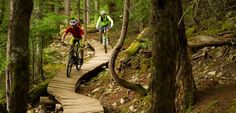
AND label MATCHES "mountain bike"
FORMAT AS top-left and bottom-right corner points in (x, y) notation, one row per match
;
(63, 39), (83, 78)
(101, 27), (109, 53)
